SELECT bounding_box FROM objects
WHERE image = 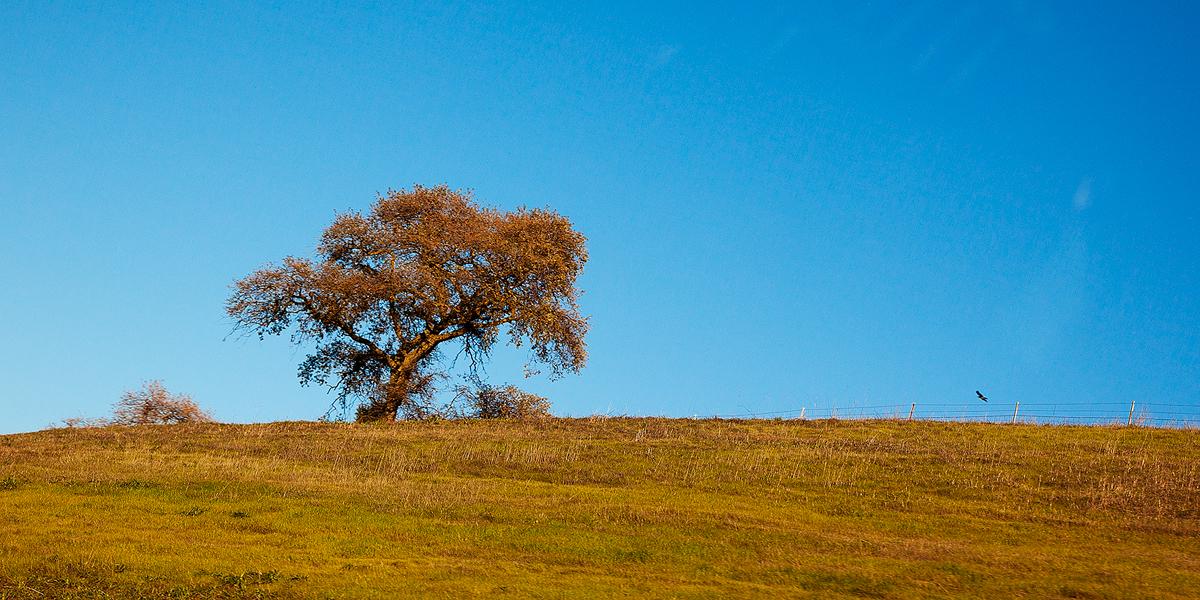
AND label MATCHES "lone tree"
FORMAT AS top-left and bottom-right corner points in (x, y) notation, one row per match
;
(226, 185), (588, 422)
